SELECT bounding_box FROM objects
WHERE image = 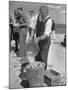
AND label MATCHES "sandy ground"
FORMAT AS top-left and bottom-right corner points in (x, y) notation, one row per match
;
(48, 34), (66, 75)
(9, 34), (66, 88)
